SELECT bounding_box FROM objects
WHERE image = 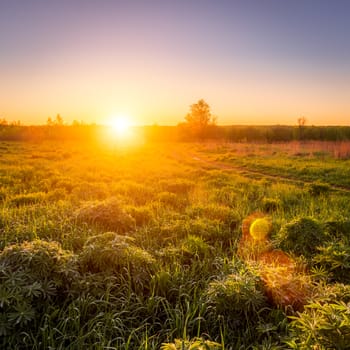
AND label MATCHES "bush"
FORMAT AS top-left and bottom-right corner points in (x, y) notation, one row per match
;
(181, 235), (213, 260)
(159, 235), (214, 266)
(313, 240), (350, 283)
(0, 240), (77, 343)
(287, 301), (350, 349)
(187, 204), (240, 229)
(277, 217), (326, 258)
(205, 263), (266, 318)
(161, 338), (221, 350)
(307, 181), (330, 196)
(311, 282), (350, 304)
(324, 218), (350, 239)
(126, 205), (155, 226)
(79, 232), (156, 292)
(75, 198), (135, 232)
